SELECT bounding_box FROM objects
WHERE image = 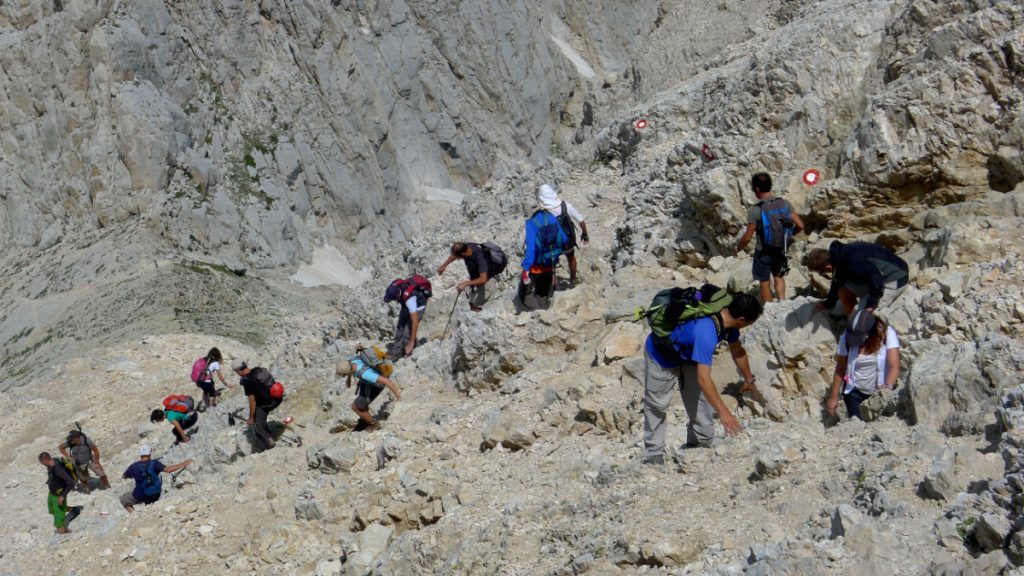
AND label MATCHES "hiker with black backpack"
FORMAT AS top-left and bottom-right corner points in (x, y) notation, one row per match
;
(336, 347), (401, 432)
(38, 452), (80, 534)
(232, 359), (284, 452)
(518, 204), (571, 310)
(734, 173), (804, 303)
(150, 394), (199, 444)
(437, 242), (508, 311)
(637, 286), (763, 465)
(57, 429), (111, 493)
(537, 184), (590, 287)
(383, 275), (432, 360)
(120, 444), (193, 512)
(191, 347), (232, 411)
